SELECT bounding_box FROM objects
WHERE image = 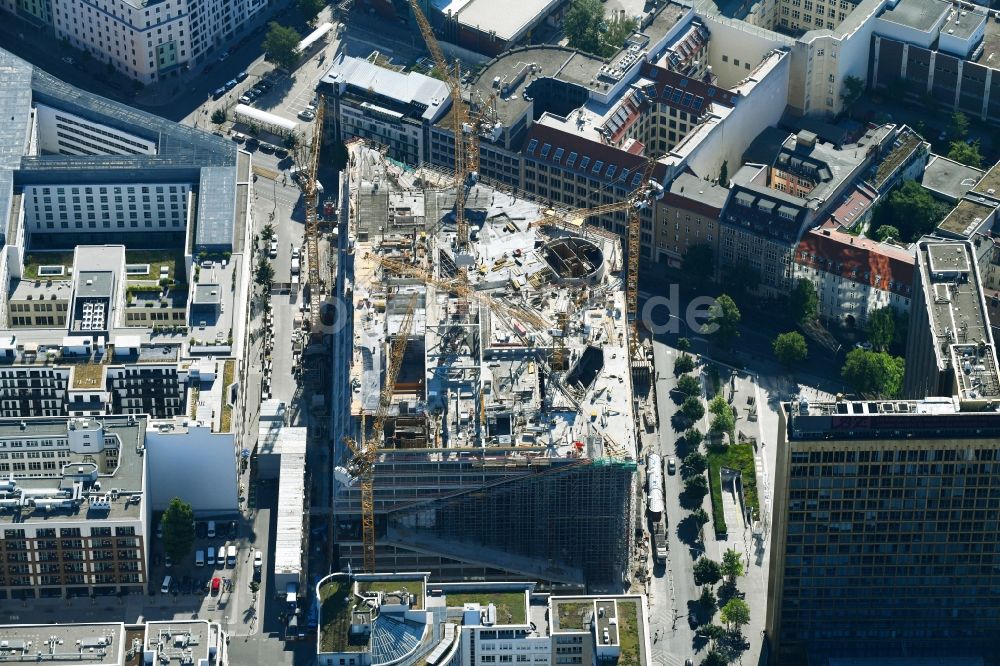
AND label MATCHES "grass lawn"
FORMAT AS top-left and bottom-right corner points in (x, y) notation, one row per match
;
(707, 442), (759, 536)
(554, 601), (591, 630)
(446, 592), (526, 625)
(319, 579), (362, 652)
(125, 249), (186, 283)
(358, 580), (423, 609)
(220, 360), (235, 432)
(23, 251), (74, 280)
(617, 600), (641, 666)
(71, 363), (105, 389)
(189, 387), (199, 419)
